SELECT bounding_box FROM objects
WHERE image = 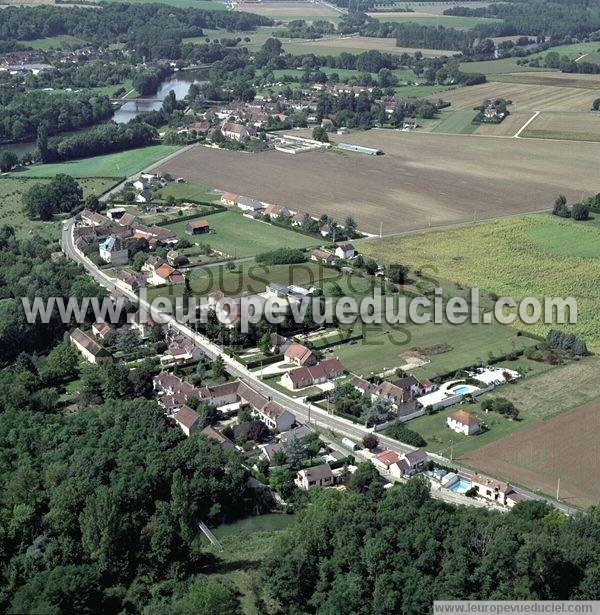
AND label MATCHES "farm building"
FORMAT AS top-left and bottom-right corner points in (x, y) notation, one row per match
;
(185, 219), (210, 235)
(337, 143), (383, 156)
